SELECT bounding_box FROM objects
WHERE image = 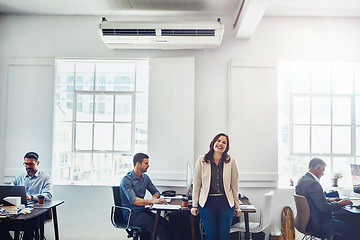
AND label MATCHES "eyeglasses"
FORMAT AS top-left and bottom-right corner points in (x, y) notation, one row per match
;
(23, 162), (35, 167)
